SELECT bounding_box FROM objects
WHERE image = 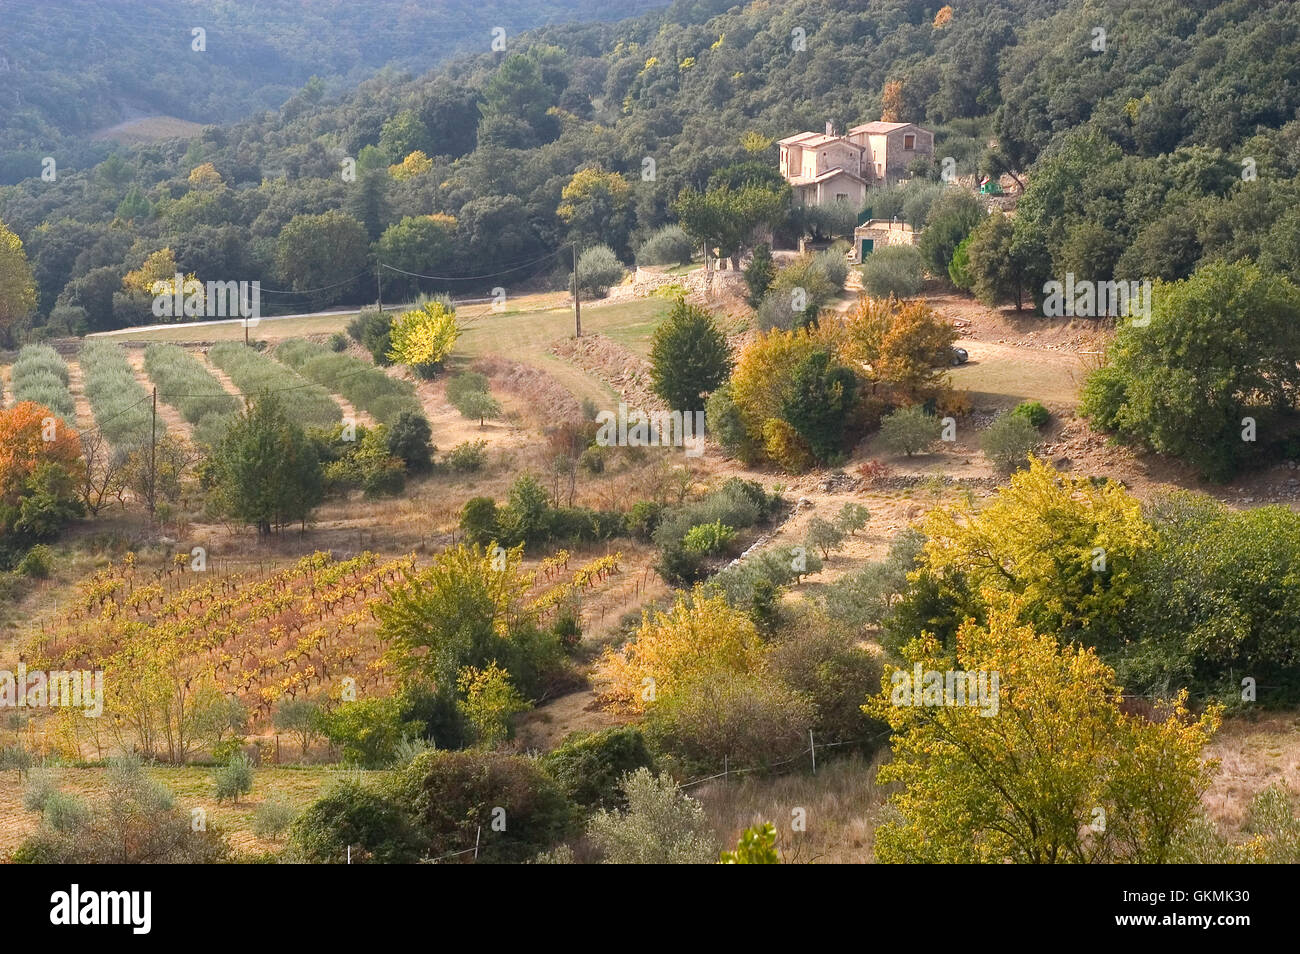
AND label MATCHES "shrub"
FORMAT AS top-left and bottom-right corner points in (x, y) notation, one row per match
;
(743, 242), (775, 307)
(10, 345), (74, 420)
(572, 244), (625, 298)
(213, 754), (254, 803)
(329, 332), (349, 352)
(860, 244), (925, 298)
(253, 798), (297, 841)
(144, 343), (240, 426)
(459, 496), (499, 546)
(15, 544), (53, 578)
(444, 439), (488, 473)
(878, 405), (943, 456)
(646, 668), (815, 775)
(289, 781), (421, 863)
(1011, 400), (1050, 428)
(392, 750), (578, 863)
(276, 337), (423, 424)
(79, 341), (156, 448)
(347, 308), (394, 366)
(541, 727), (659, 812)
(682, 519), (734, 555)
(980, 412), (1041, 474)
(586, 768), (714, 864)
(386, 410), (434, 473)
(636, 225), (695, 267)
(319, 697), (423, 768)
